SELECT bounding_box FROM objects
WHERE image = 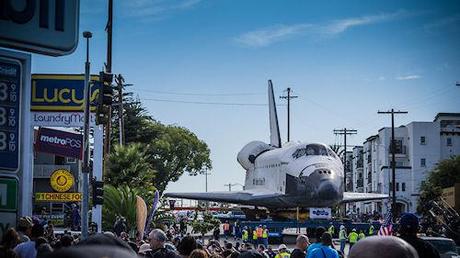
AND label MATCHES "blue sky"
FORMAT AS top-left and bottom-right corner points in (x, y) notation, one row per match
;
(31, 0), (460, 193)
